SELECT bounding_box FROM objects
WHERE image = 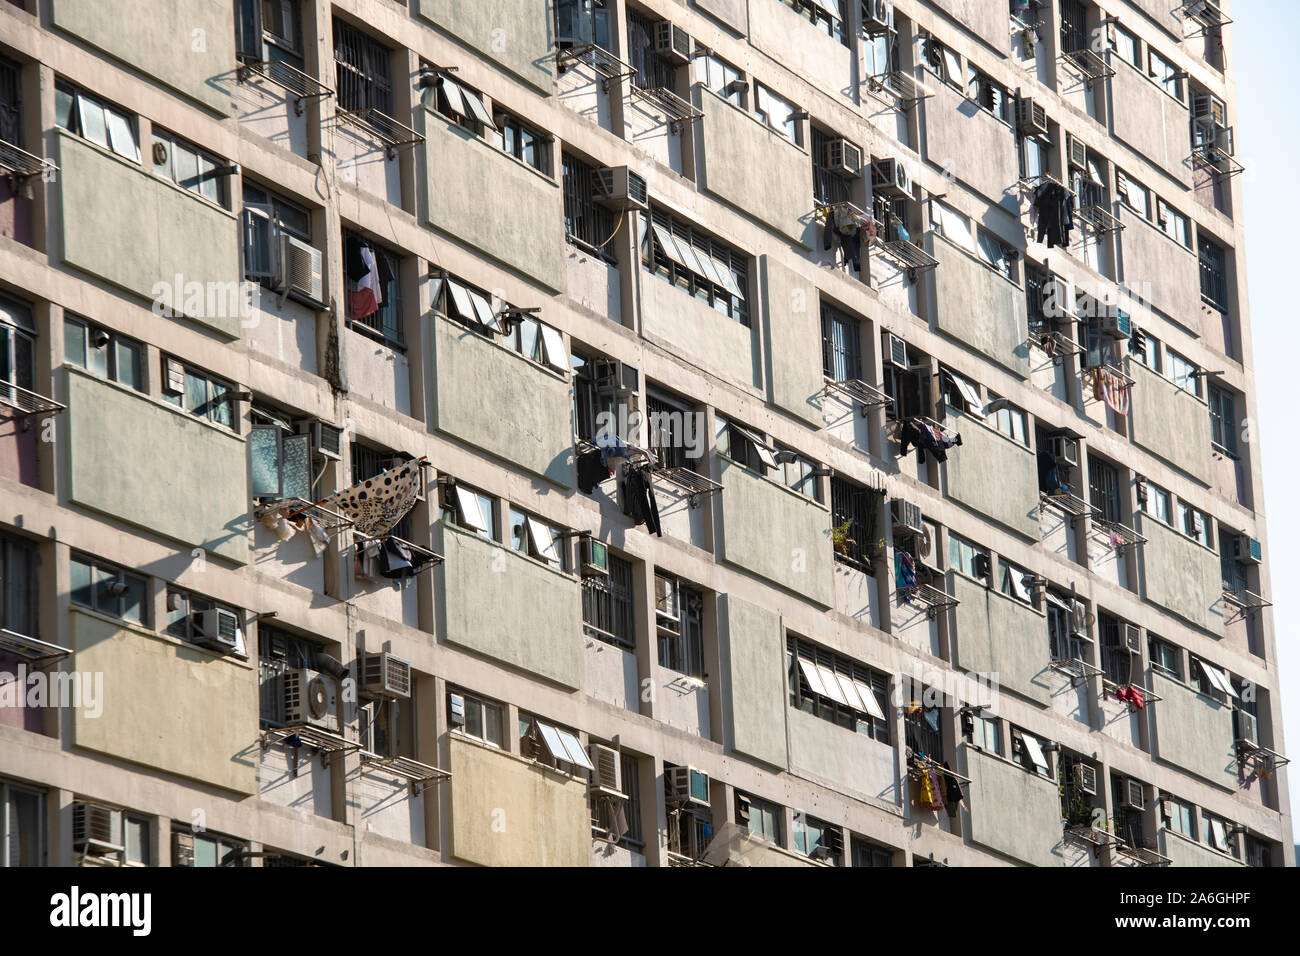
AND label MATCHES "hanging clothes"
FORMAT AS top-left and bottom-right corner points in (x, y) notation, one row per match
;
(577, 448), (610, 494)
(1033, 181), (1075, 249)
(821, 205), (866, 272)
(316, 458), (423, 538)
(898, 419), (961, 464)
(1101, 369), (1130, 416)
(347, 241), (384, 321)
(621, 465), (662, 537)
(895, 550), (918, 602)
(1038, 448), (1064, 494)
